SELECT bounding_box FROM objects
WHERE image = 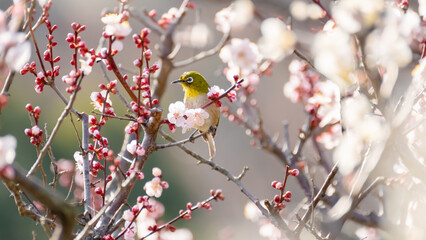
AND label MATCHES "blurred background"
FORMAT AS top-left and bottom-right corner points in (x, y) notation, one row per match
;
(0, 0), (330, 239)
